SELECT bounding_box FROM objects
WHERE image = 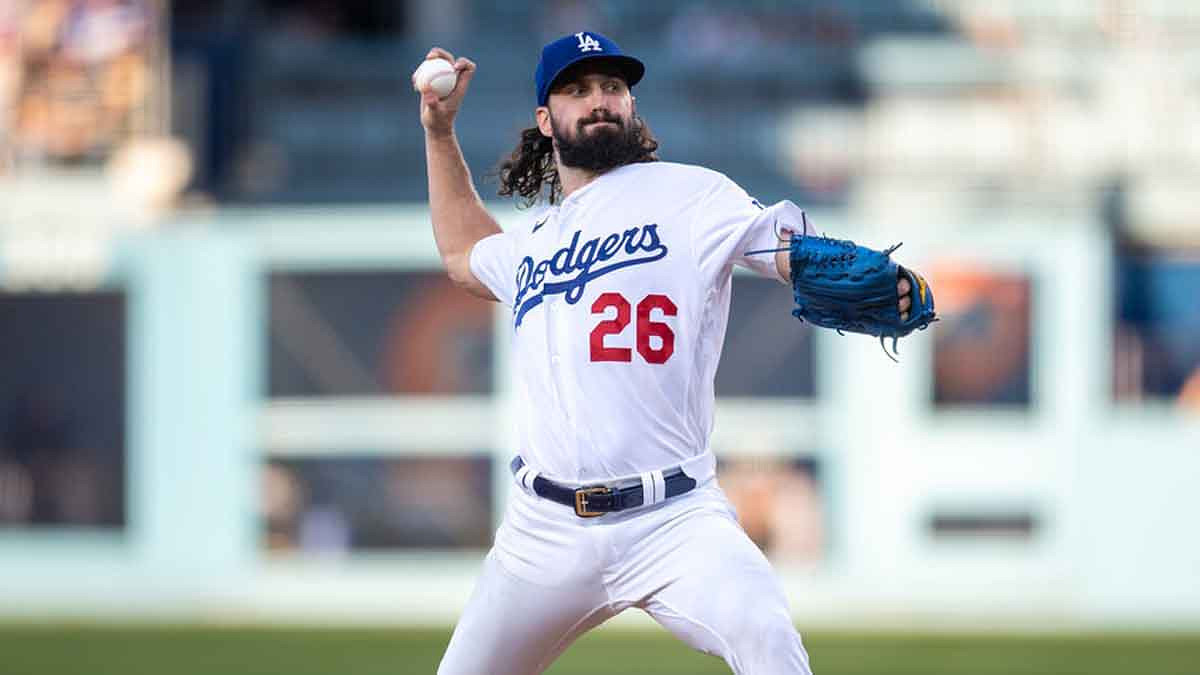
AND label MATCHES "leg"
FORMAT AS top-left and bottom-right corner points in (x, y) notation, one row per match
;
(438, 552), (615, 675)
(615, 488), (813, 674)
